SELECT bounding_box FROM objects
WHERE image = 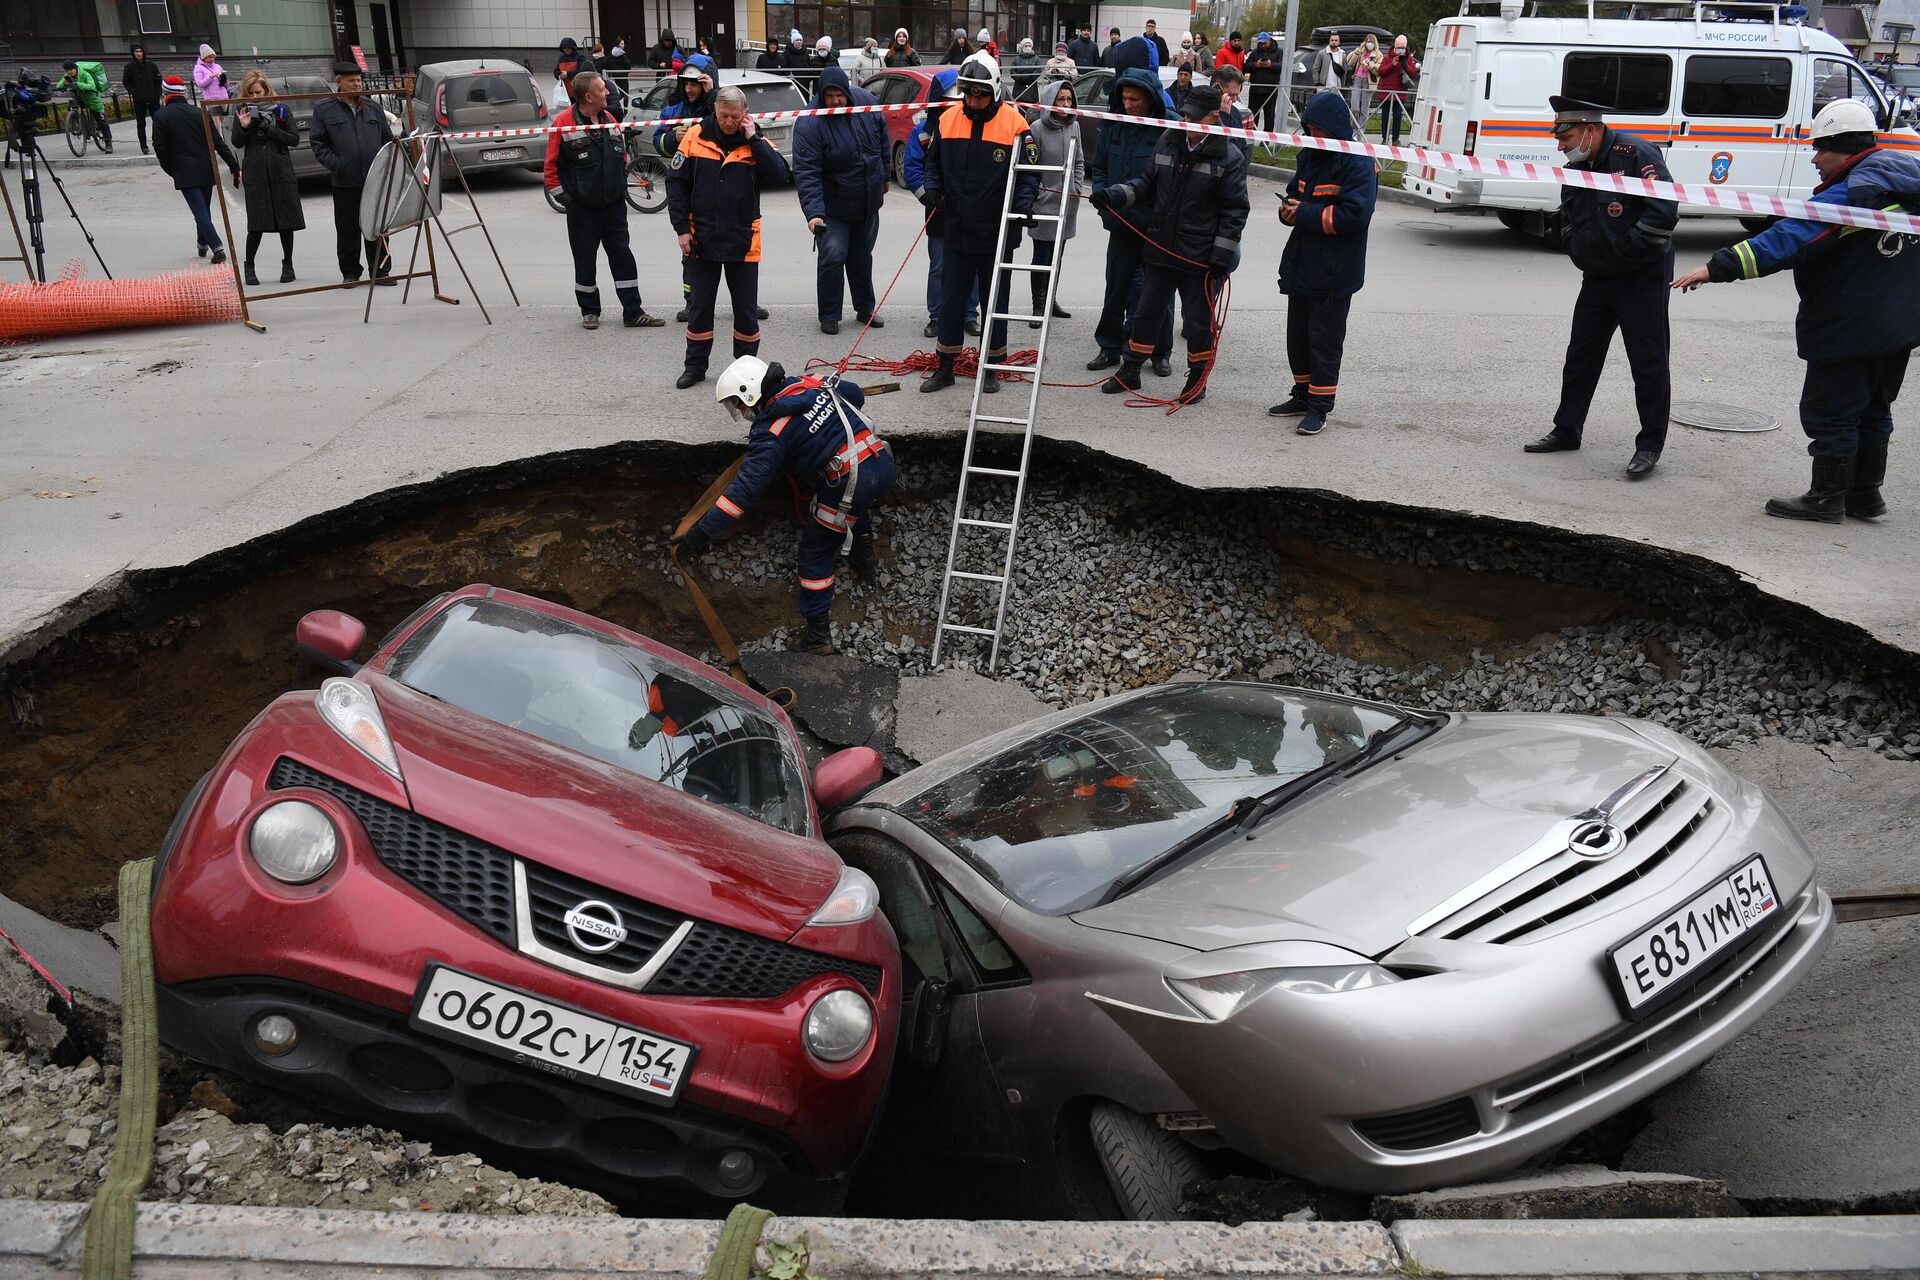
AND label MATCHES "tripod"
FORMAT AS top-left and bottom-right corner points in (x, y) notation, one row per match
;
(2, 115), (110, 282)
